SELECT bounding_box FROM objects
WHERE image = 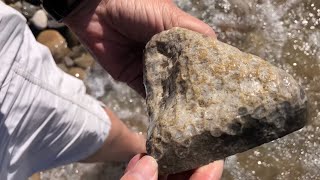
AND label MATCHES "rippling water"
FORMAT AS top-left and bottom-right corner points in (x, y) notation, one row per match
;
(39, 0), (320, 179)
